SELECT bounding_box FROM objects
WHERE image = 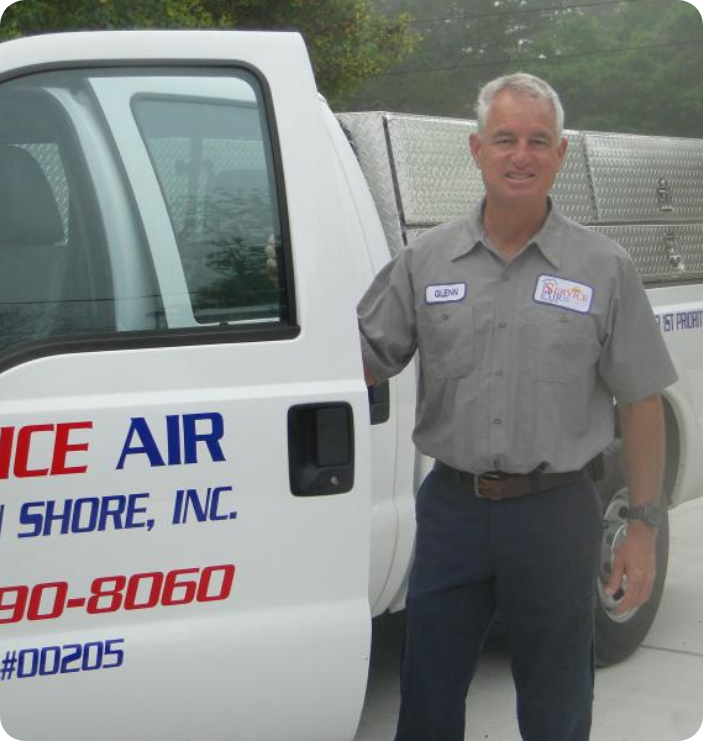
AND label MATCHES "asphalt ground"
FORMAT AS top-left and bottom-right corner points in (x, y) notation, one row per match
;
(355, 497), (703, 741)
